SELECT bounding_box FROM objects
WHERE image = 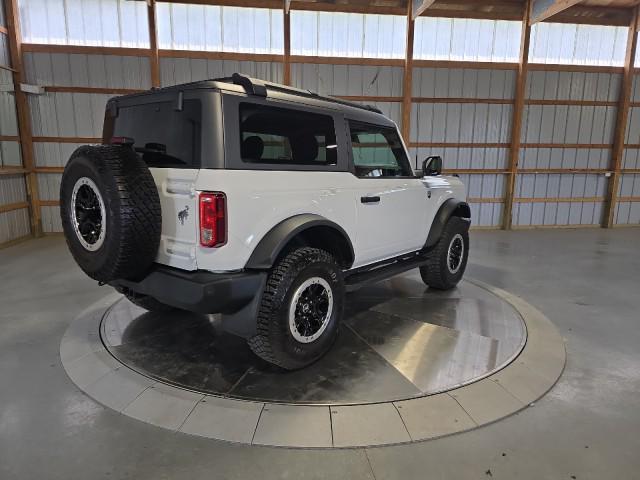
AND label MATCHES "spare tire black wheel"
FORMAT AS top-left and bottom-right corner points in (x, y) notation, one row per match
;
(60, 145), (162, 283)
